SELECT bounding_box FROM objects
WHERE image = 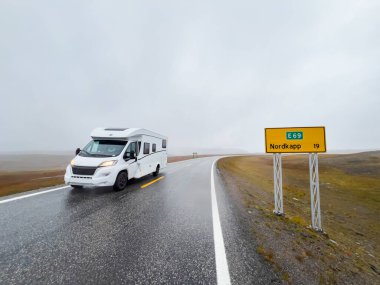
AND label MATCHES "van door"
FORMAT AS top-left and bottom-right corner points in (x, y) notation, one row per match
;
(123, 141), (139, 179)
(135, 140), (144, 178)
(140, 141), (151, 176)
